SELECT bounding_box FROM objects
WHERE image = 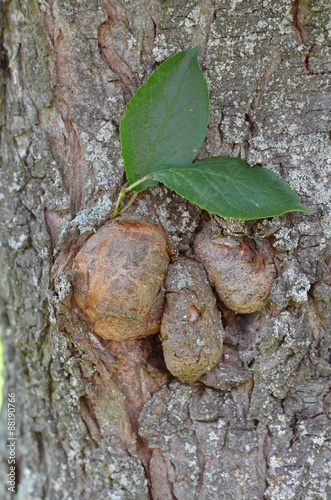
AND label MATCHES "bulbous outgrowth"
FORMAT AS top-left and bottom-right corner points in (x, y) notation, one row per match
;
(160, 257), (224, 383)
(193, 223), (276, 314)
(72, 219), (169, 341)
